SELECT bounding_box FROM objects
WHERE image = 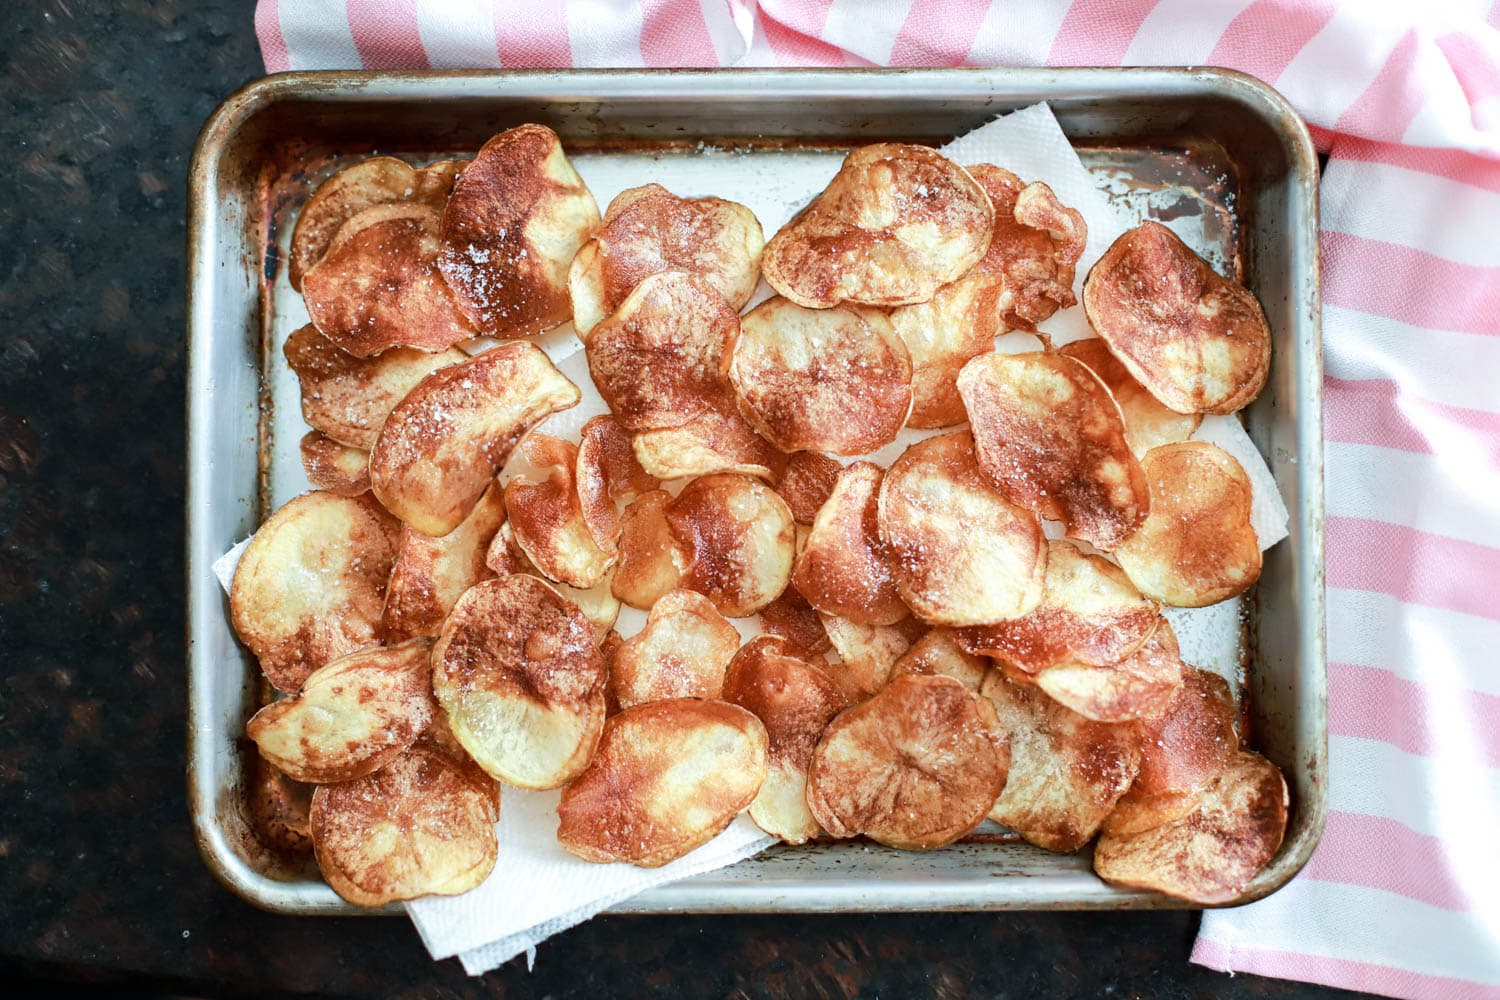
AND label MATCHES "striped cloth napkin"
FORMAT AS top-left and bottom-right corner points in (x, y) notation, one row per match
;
(253, 2), (1500, 997)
